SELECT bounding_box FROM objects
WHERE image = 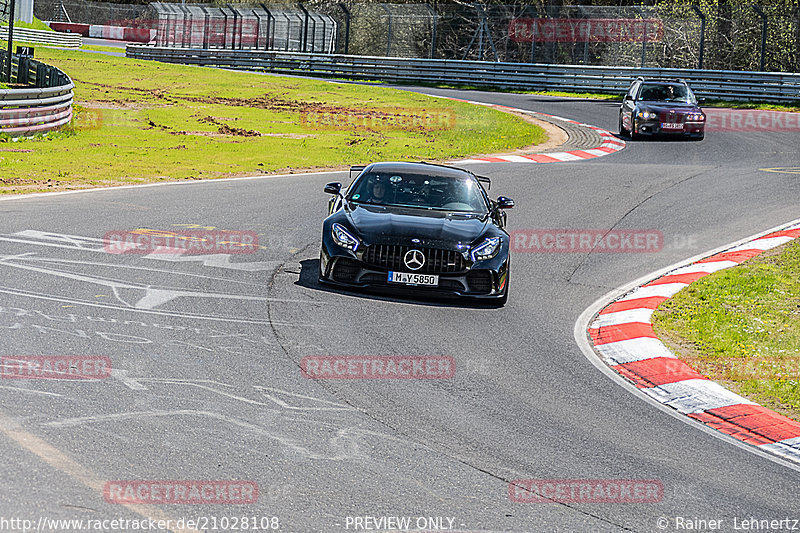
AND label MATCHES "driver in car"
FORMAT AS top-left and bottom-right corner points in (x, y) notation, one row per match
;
(368, 180), (387, 203)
